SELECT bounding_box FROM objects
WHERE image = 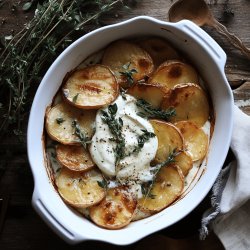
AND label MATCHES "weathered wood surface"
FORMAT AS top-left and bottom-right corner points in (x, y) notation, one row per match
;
(0, 0), (249, 249)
